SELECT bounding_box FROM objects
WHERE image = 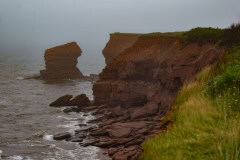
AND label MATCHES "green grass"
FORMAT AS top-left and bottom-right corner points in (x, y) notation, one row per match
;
(111, 31), (185, 38)
(139, 46), (240, 160)
(112, 23), (240, 46)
